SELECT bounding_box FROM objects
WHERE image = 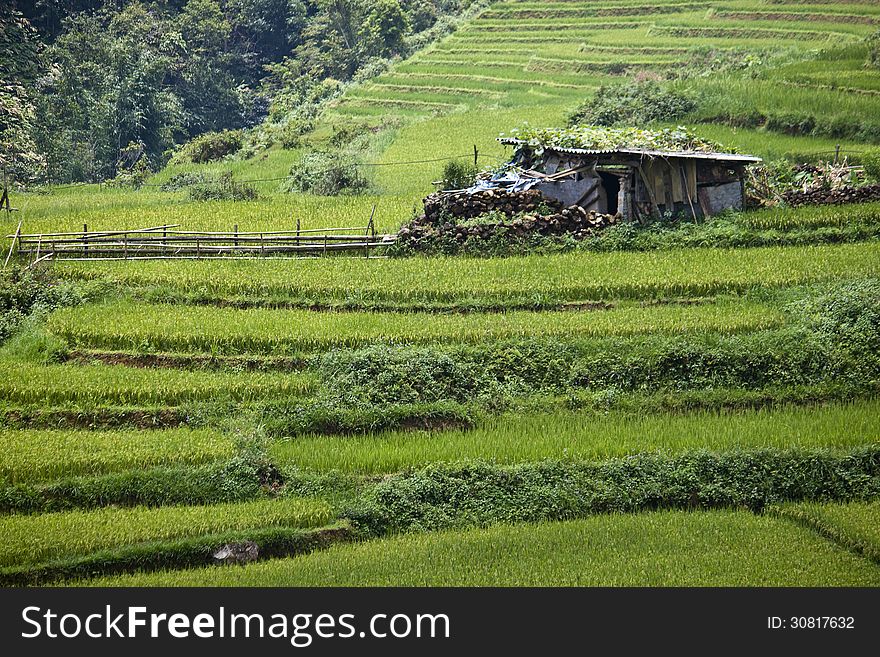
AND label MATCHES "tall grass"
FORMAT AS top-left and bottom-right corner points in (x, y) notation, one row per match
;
(270, 400), (880, 473)
(85, 511), (880, 586)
